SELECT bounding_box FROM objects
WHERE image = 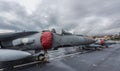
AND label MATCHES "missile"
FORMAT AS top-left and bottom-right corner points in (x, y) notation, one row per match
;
(0, 49), (31, 62)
